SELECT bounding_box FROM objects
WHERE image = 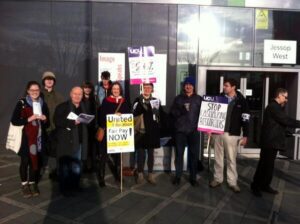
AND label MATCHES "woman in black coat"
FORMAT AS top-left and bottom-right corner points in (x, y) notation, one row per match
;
(82, 81), (99, 172)
(11, 81), (49, 198)
(54, 87), (88, 196)
(97, 82), (130, 187)
(133, 83), (163, 185)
